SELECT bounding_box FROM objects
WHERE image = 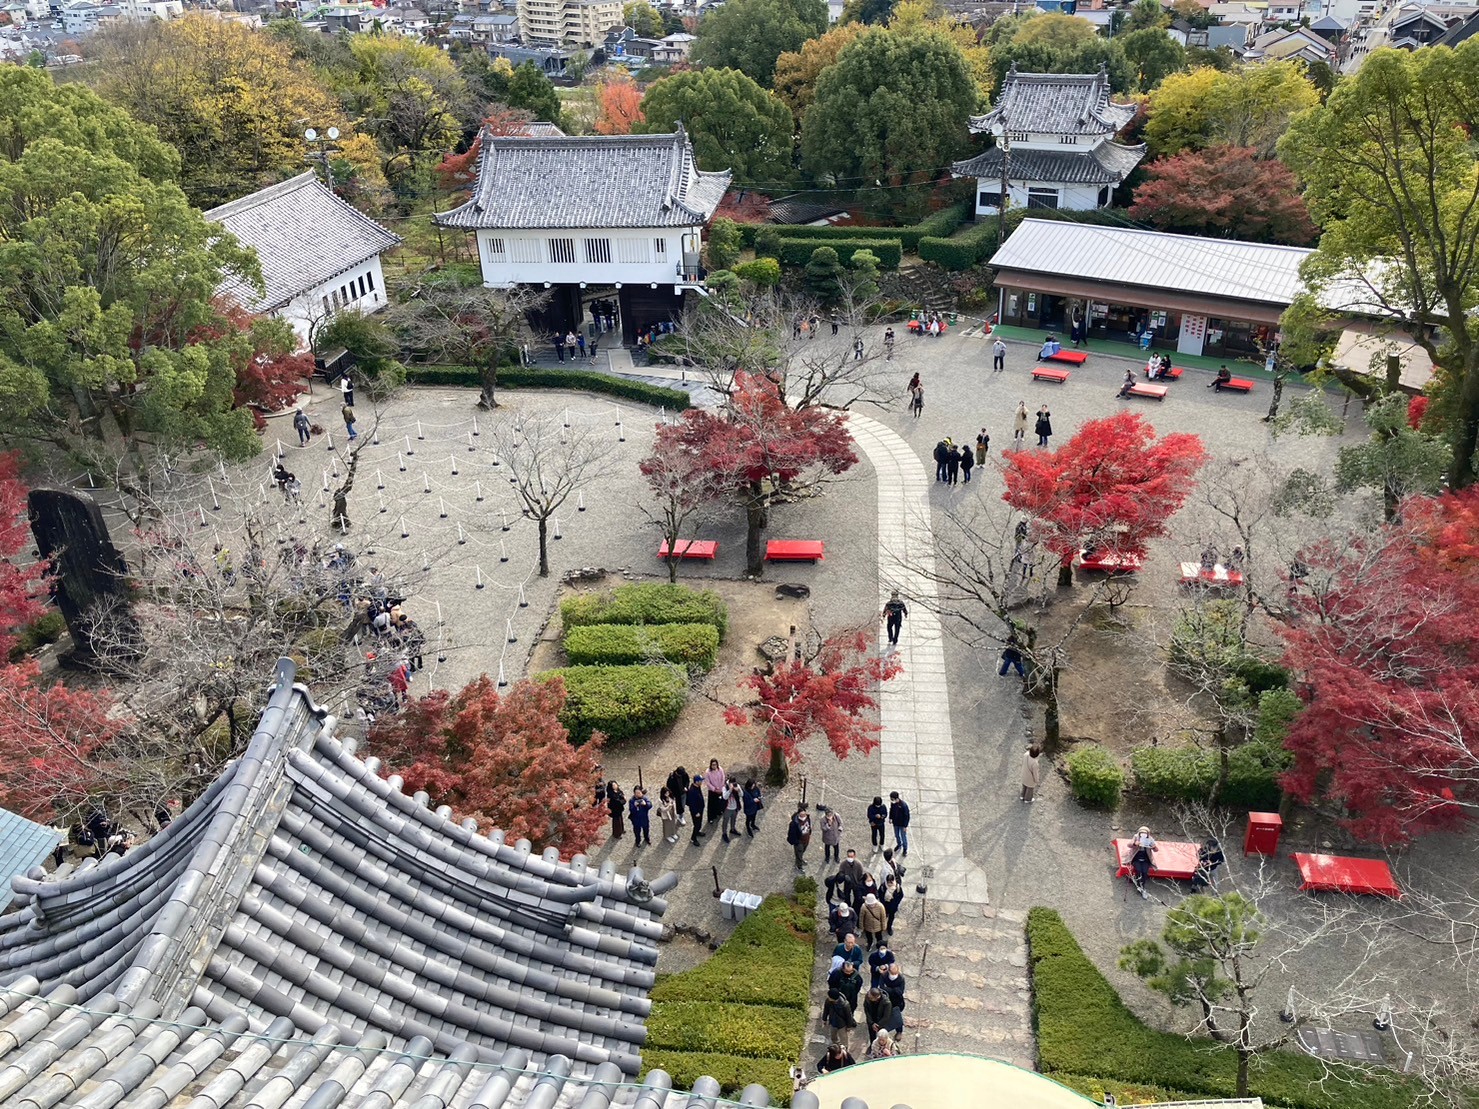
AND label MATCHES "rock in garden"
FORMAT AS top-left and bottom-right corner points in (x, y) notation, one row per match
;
(775, 583), (811, 599)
